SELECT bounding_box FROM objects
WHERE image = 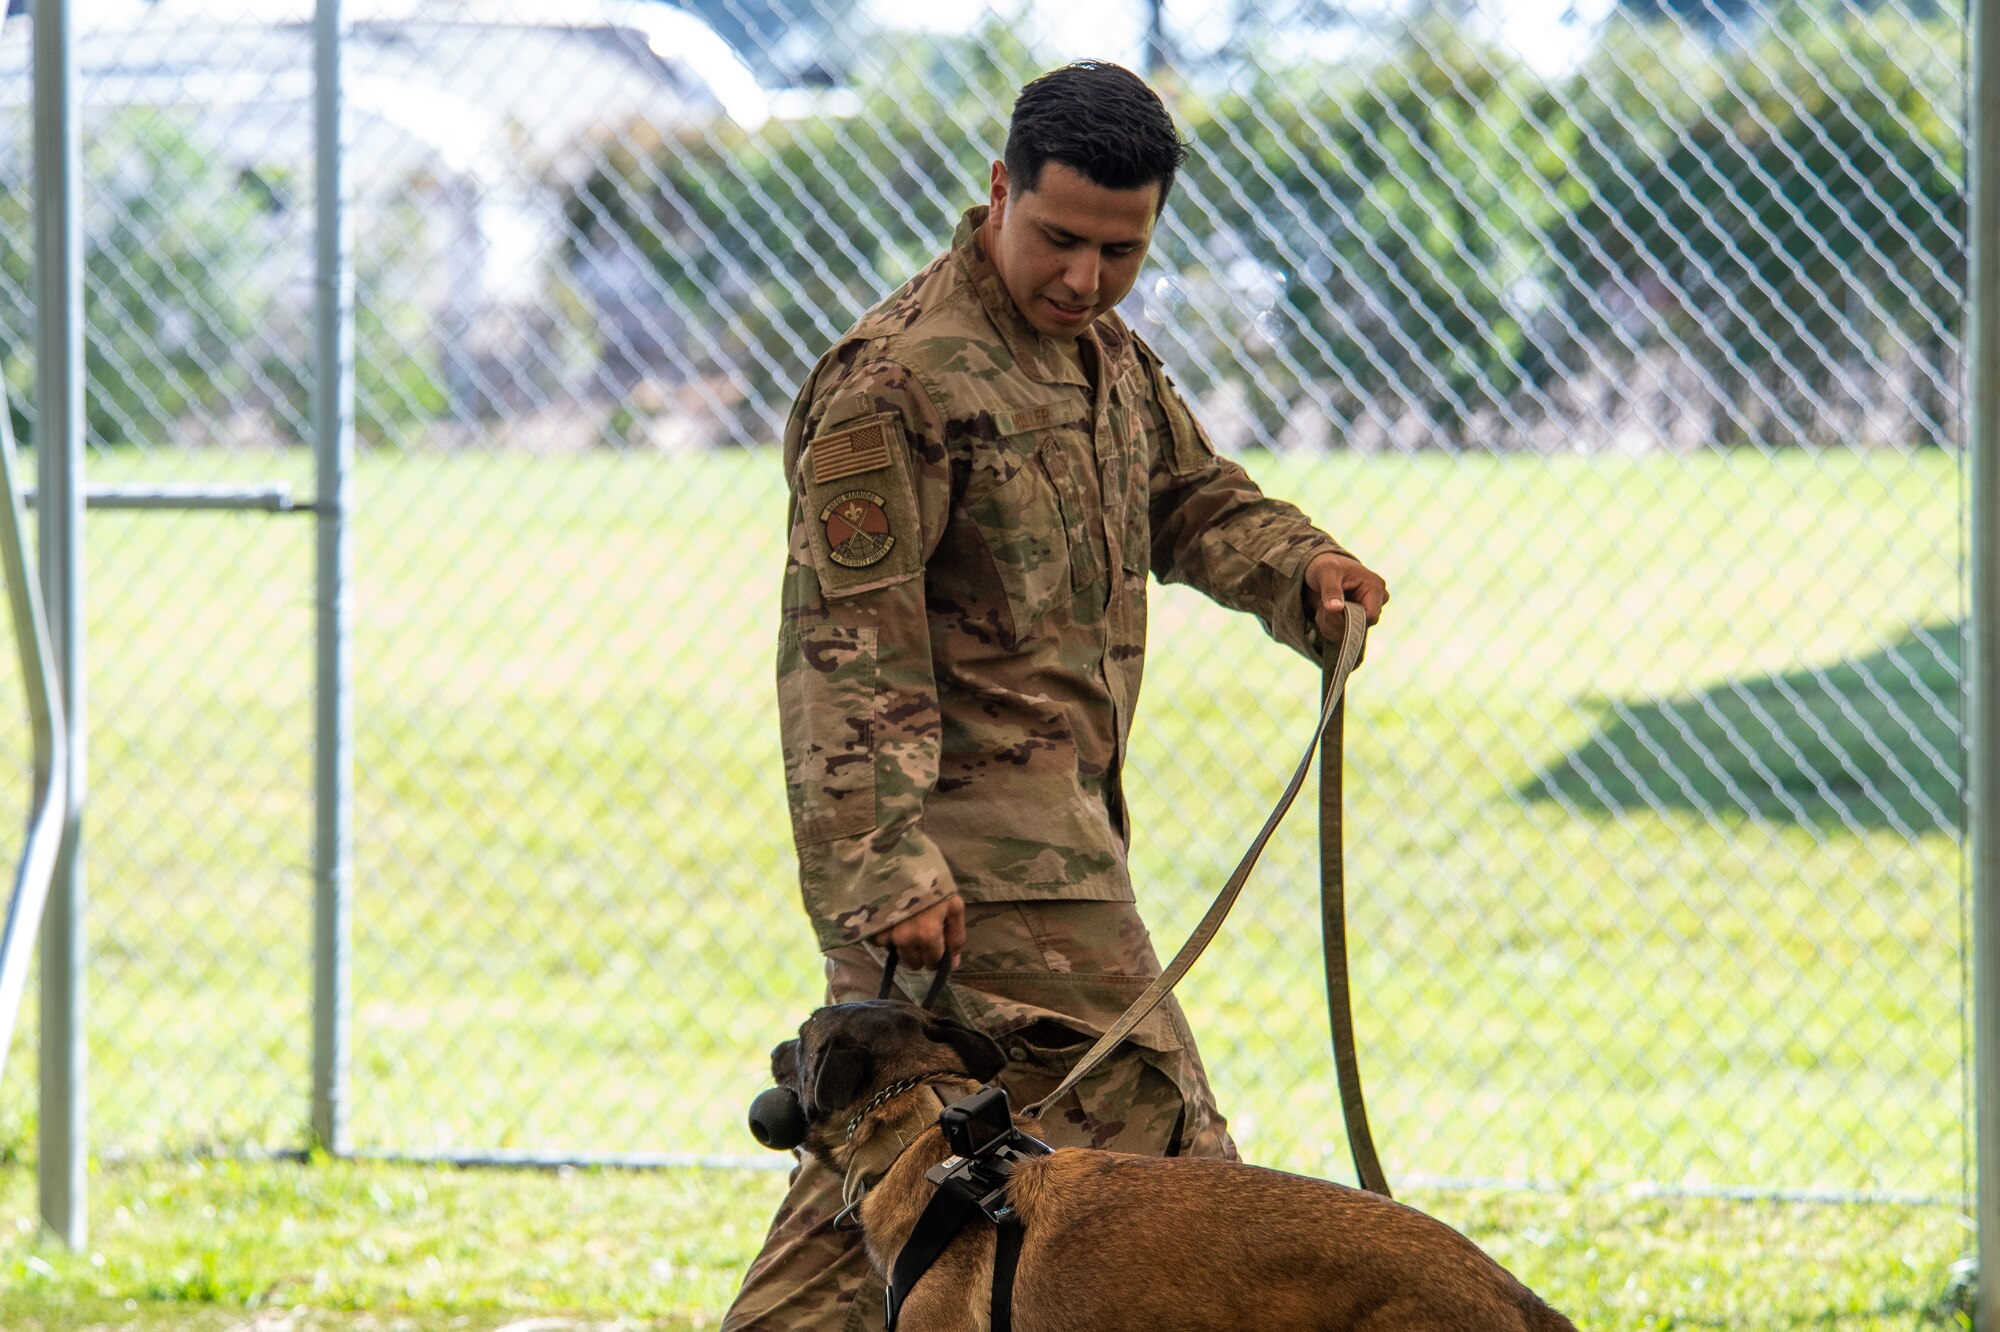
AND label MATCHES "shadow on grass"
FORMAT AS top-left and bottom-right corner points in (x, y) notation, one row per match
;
(1526, 621), (1962, 834)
